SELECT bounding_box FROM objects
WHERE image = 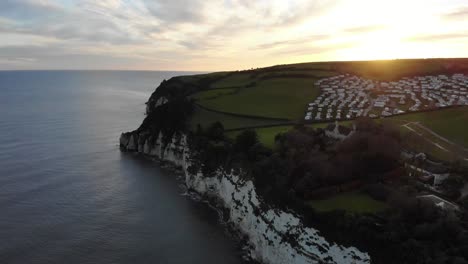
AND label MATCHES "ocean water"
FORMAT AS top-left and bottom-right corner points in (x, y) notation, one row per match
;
(0, 71), (243, 264)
